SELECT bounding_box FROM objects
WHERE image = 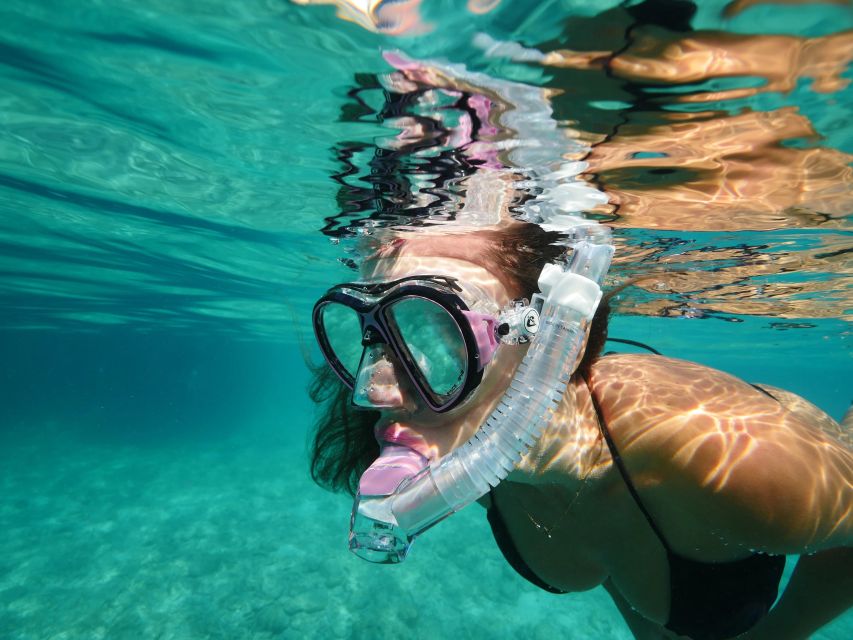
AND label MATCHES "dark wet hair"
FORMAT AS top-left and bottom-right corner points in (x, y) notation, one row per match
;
(307, 222), (614, 496)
